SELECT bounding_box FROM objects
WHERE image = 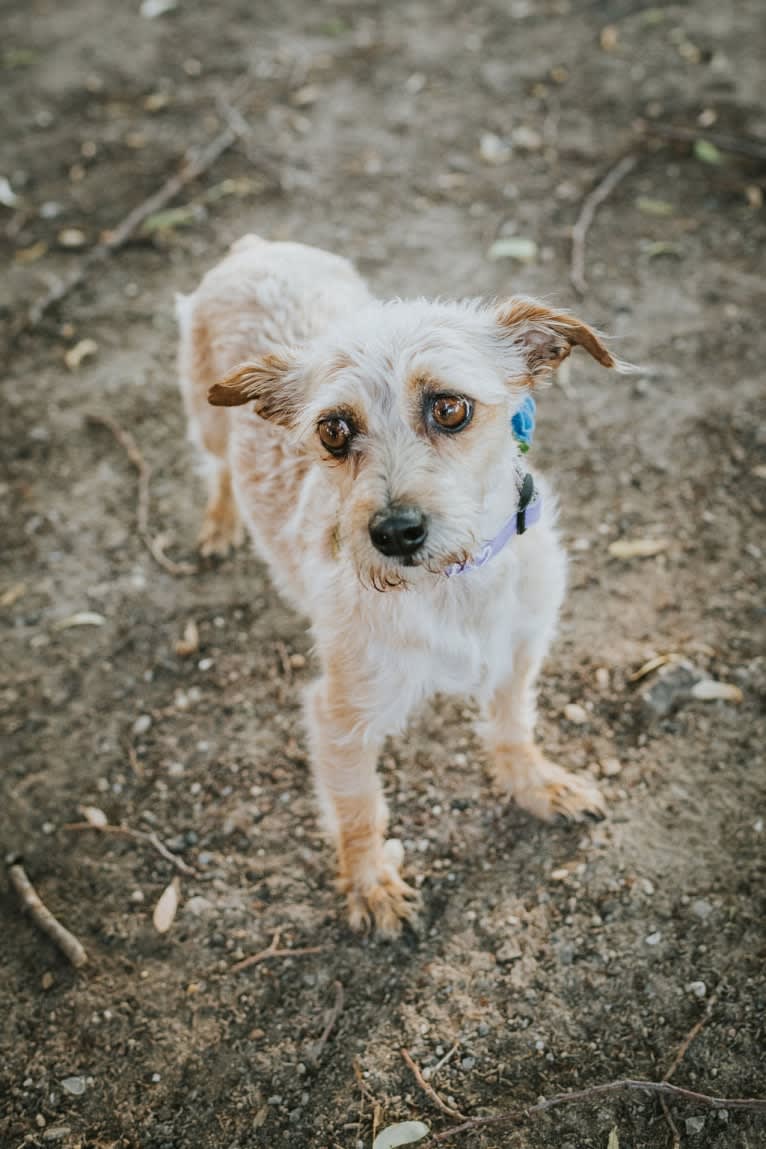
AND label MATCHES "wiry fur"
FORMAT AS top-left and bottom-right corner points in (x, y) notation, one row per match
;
(178, 235), (620, 935)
